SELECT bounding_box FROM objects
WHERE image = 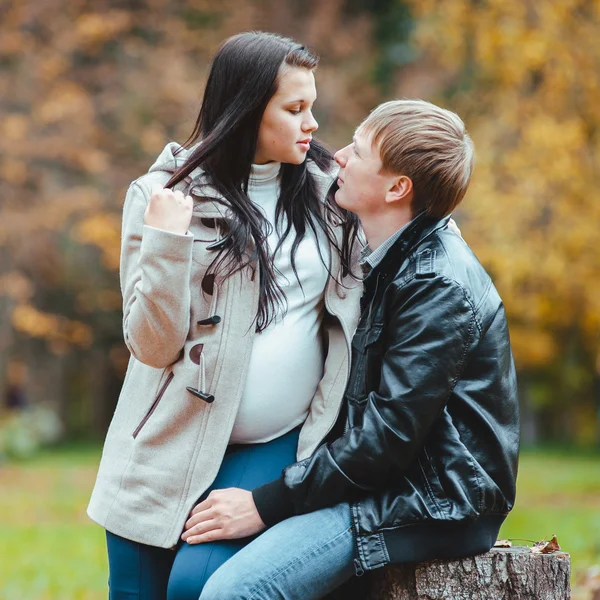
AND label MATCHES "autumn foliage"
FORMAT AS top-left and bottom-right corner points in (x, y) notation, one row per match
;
(0, 0), (598, 442)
